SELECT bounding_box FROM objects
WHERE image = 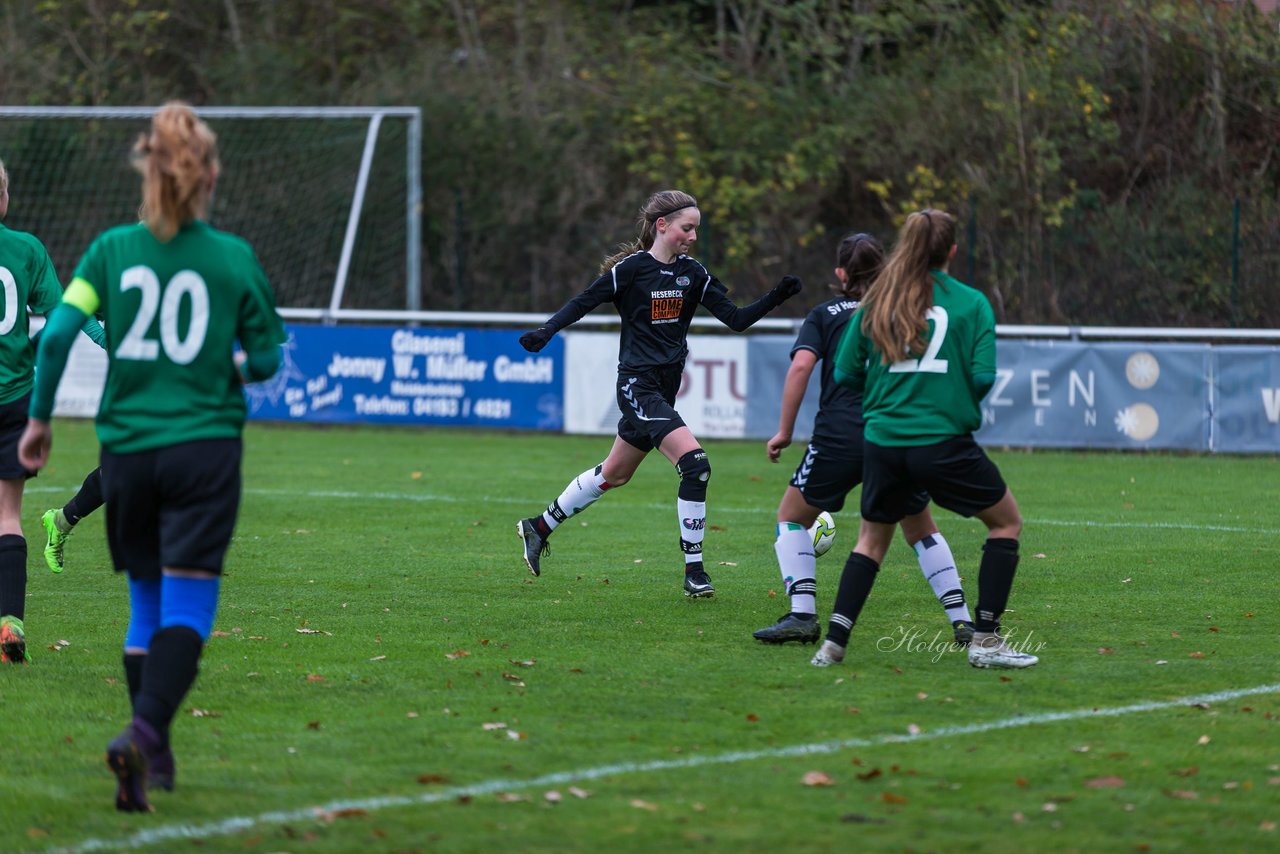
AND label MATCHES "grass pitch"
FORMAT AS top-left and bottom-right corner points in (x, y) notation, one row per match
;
(1, 420), (1277, 853)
